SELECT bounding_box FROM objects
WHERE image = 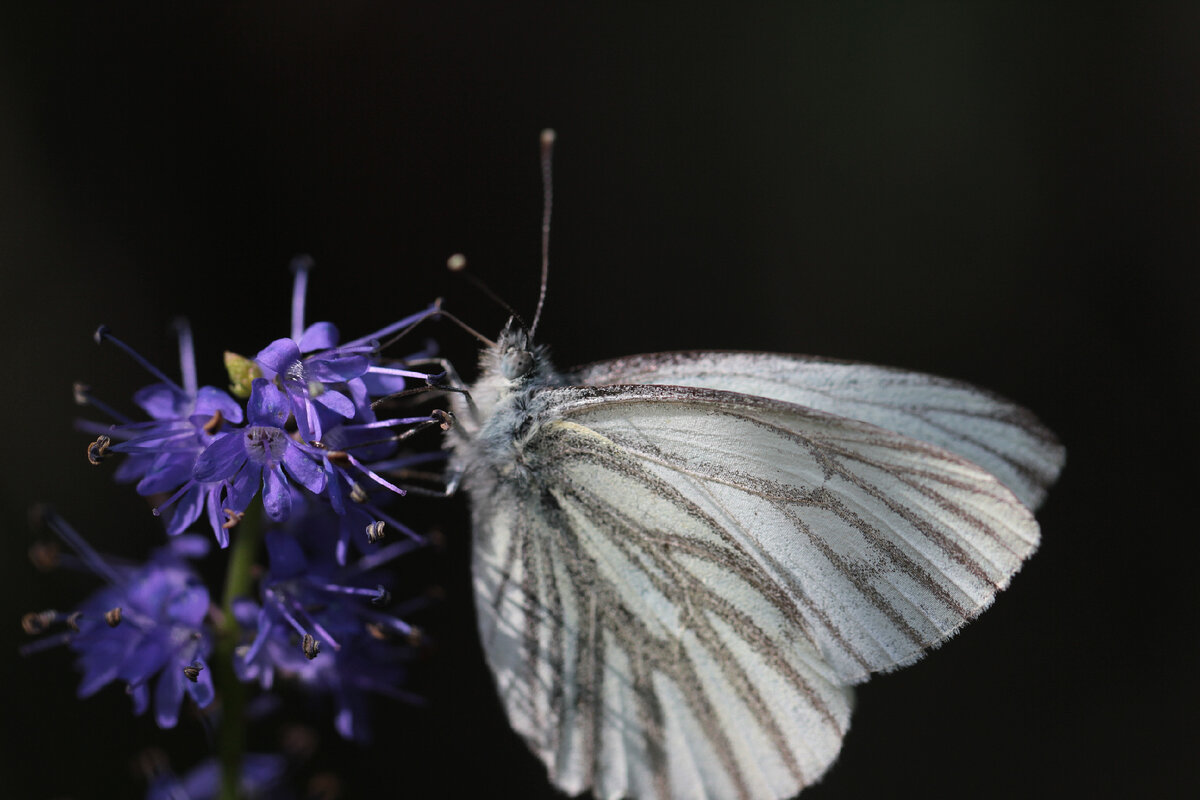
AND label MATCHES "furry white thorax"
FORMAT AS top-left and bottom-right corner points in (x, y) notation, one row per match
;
(447, 320), (564, 491)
